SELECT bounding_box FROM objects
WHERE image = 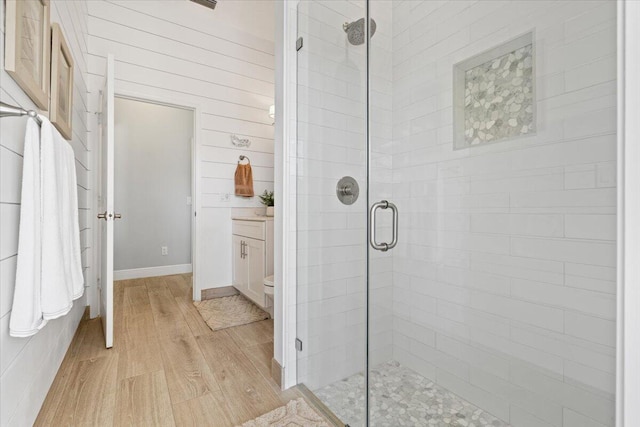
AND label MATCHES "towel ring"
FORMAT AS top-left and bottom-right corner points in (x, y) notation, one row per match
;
(238, 155), (250, 164)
